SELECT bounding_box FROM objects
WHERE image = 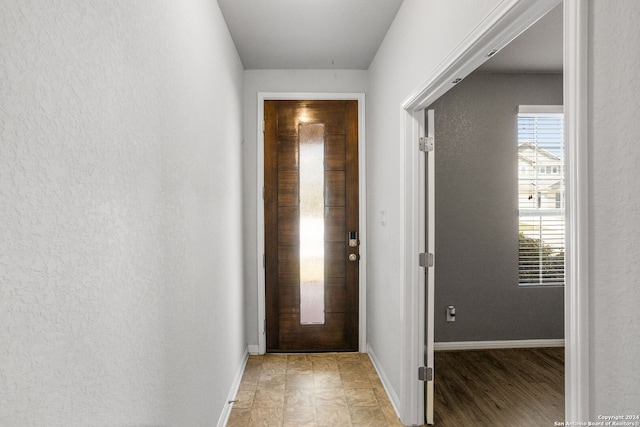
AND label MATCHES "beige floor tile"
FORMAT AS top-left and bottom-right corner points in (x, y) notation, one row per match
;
(311, 354), (338, 367)
(228, 353), (396, 427)
(313, 360), (340, 373)
(287, 354), (312, 372)
(233, 390), (255, 409)
(315, 388), (347, 407)
(254, 389), (285, 408)
(372, 387), (392, 405)
(358, 353), (374, 364)
(239, 375), (260, 391)
(226, 408), (251, 427)
(262, 355), (288, 372)
(247, 356), (265, 366)
(340, 372), (371, 389)
(349, 406), (387, 427)
(344, 388), (378, 407)
(261, 361), (287, 375)
(316, 405), (353, 427)
(287, 354), (310, 362)
(286, 373), (315, 389)
(263, 354), (288, 362)
(283, 406), (317, 427)
(381, 404), (404, 426)
(244, 364), (263, 376)
(285, 388), (316, 407)
(258, 373), (286, 390)
(288, 361), (313, 374)
(338, 361), (366, 375)
(249, 407), (284, 427)
(367, 374), (385, 390)
(309, 353), (337, 361)
(246, 355), (265, 366)
(335, 353), (361, 363)
(314, 371), (343, 388)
